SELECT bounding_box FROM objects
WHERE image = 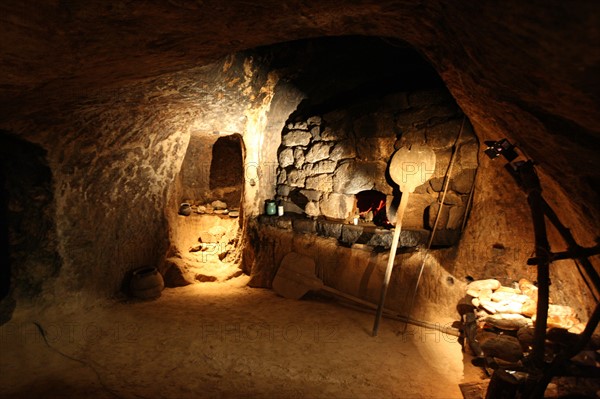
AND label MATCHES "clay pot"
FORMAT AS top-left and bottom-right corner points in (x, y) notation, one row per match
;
(130, 267), (164, 299)
(264, 200), (277, 215)
(179, 203), (192, 216)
